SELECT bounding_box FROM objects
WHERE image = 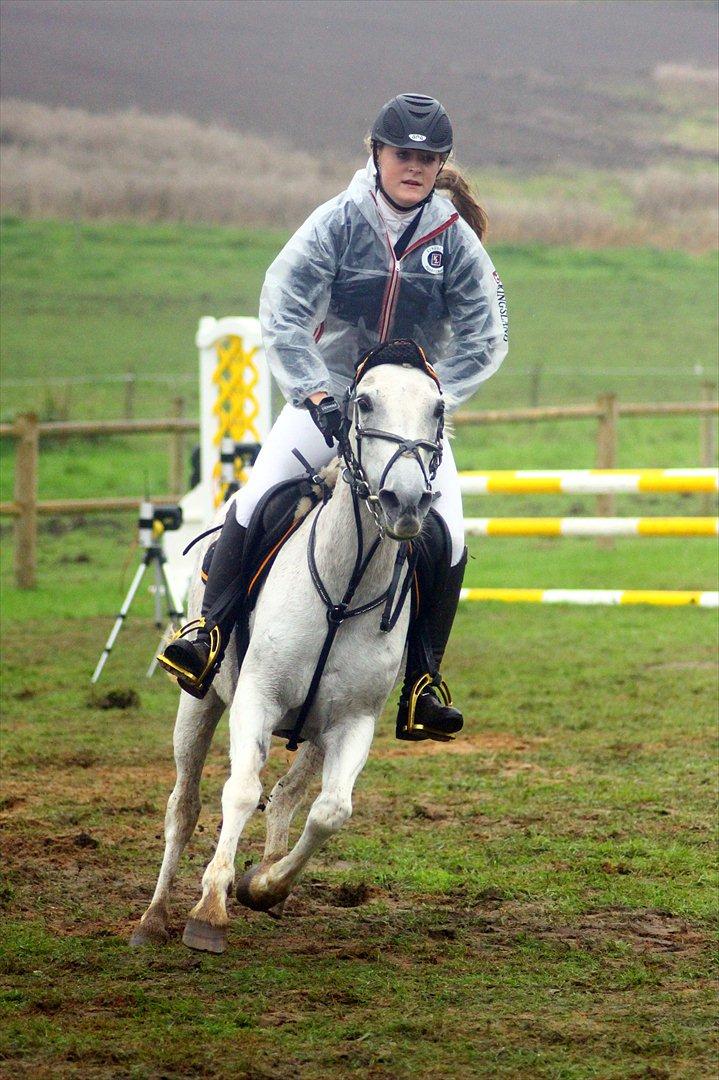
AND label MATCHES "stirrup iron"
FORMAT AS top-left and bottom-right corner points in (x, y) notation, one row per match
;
(157, 618), (222, 699)
(399, 672), (455, 742)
